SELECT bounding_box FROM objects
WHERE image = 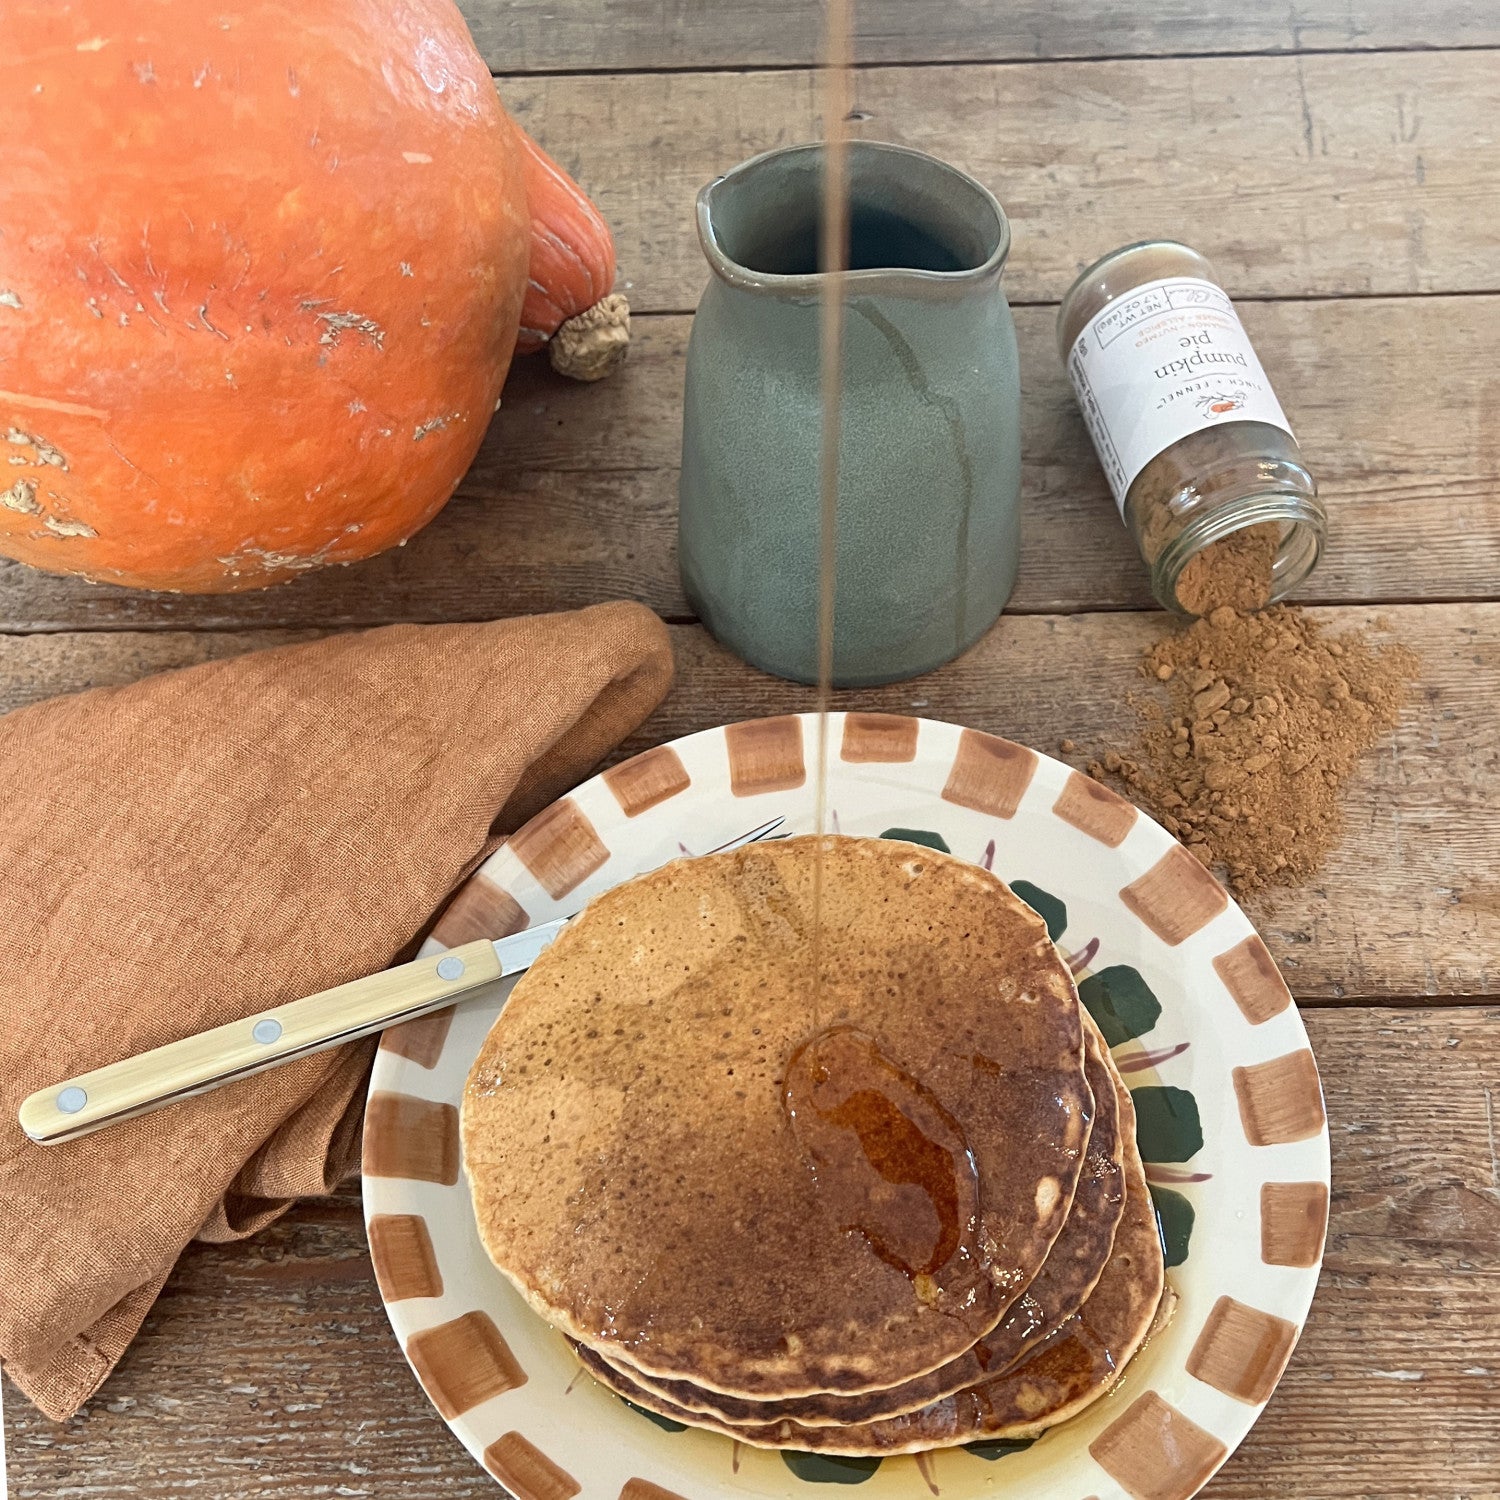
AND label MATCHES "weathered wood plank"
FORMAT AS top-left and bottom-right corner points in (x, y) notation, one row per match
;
(2, 295), (1495, 631)
(459, 0), (1500, 73)
(498, 51), (1500, 310)
(5, 1007), (1496, 1497)
(1, 604), (1493, 1001)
